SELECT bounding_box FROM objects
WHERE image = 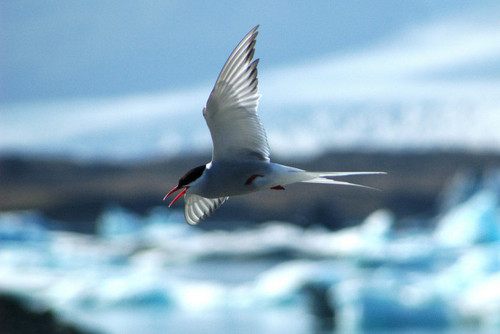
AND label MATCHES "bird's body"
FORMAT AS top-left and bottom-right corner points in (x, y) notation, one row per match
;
(164, 26), (385, 225)
(190, 161), (305, 198)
